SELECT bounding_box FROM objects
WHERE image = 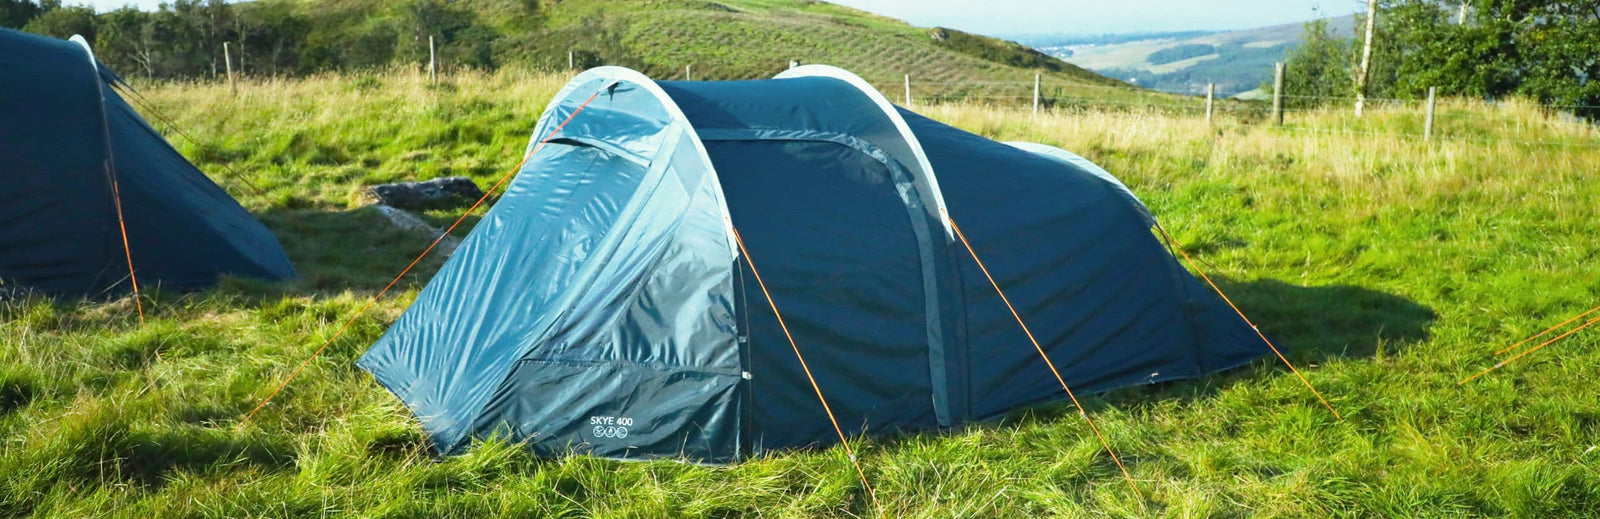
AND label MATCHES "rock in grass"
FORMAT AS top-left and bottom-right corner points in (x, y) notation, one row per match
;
(354, 177), (477, 257)
(372, 204), (461, 257)
(359, 177), (484, 210)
